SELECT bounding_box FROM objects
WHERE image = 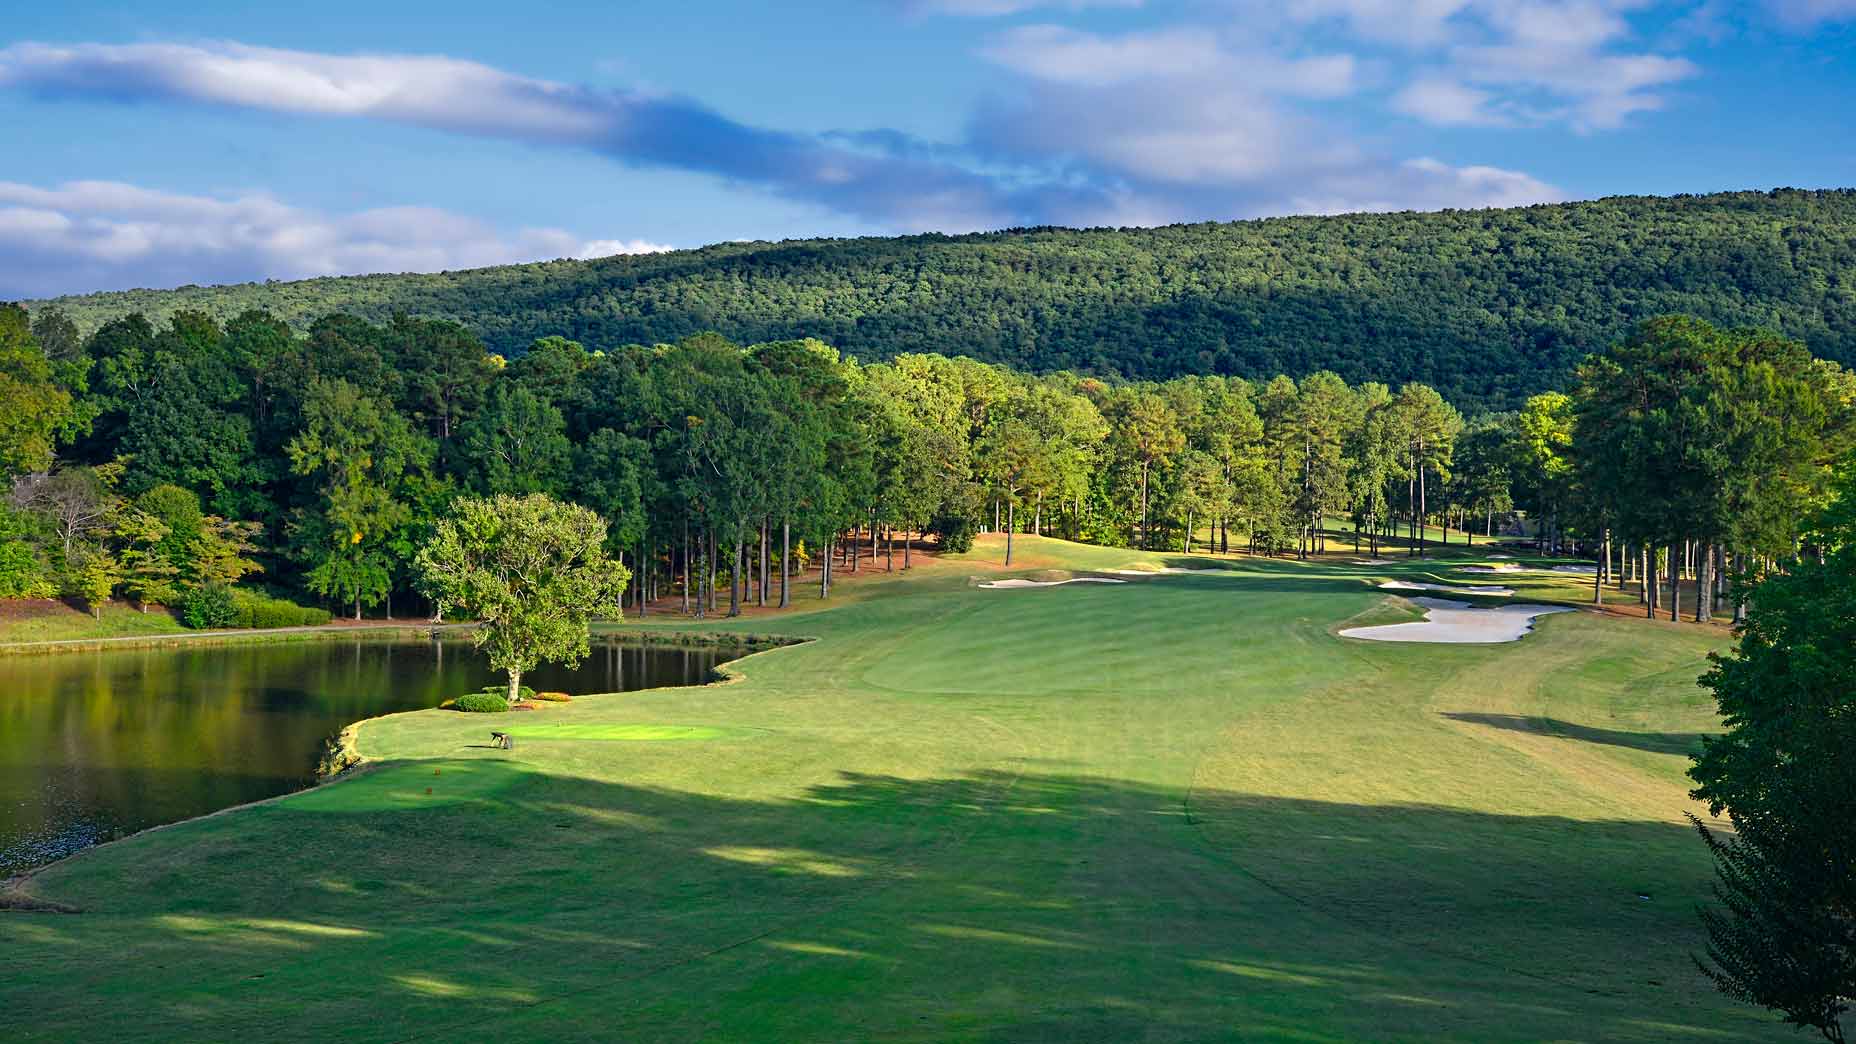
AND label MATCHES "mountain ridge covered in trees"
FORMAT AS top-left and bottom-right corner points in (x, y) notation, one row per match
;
(29, 189), (1856, 411)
